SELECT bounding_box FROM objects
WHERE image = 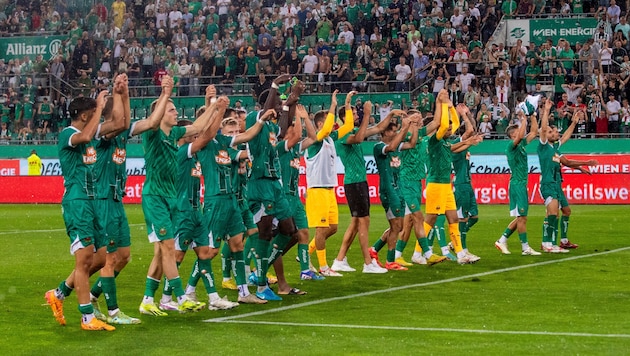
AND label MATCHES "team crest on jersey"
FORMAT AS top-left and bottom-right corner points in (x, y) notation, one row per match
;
(112, 148), (126, 165)
(269, 132), (278, 147)
(215, 150), (231, 165)
(290, 158), (300, 170)
(83, 146), (97, 164)
(390, 156), (401, 168)
(191, 161), (202, 177)
(159, 228), (167, 236)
